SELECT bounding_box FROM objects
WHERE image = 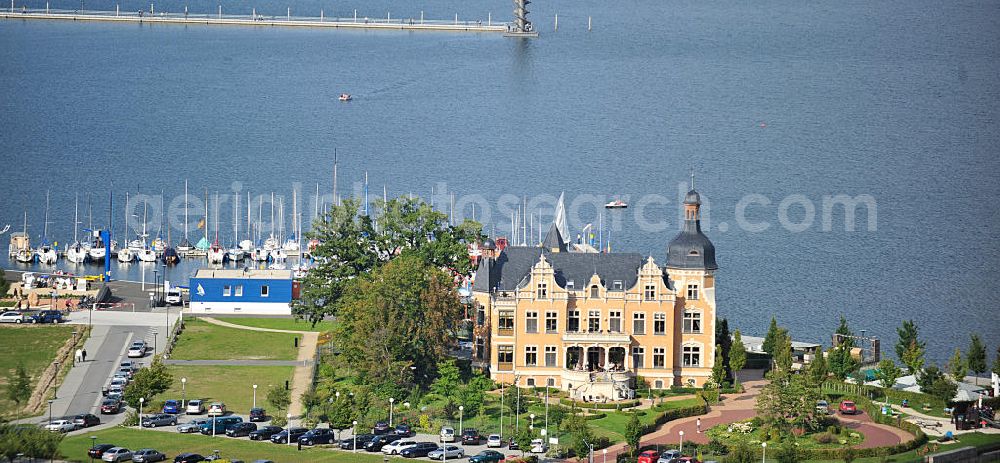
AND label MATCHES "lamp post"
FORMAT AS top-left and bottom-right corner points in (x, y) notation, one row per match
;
(389, 397), (395, 427)
(603, 448), (607, 463)
(287, 413), (292, 447)
(47, 399), (53, 426)
(499, 381), (504, 441)
(253, 384), (258, 409)
(761, 442), (767, 463)
(152, 330), (158, 355)
(53, 361), (60, 399)
(544, 377), (550, 440)
(90, 436), (97, 463)
(152, 268), (158, 307)
(352, 420), (358, 453)
(529, 413), (535, 430)
(679, 430), (684, 453)
(138, 398), (145, 430)
(181, 377), (187, 408)
(459, 405), (464, 435)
